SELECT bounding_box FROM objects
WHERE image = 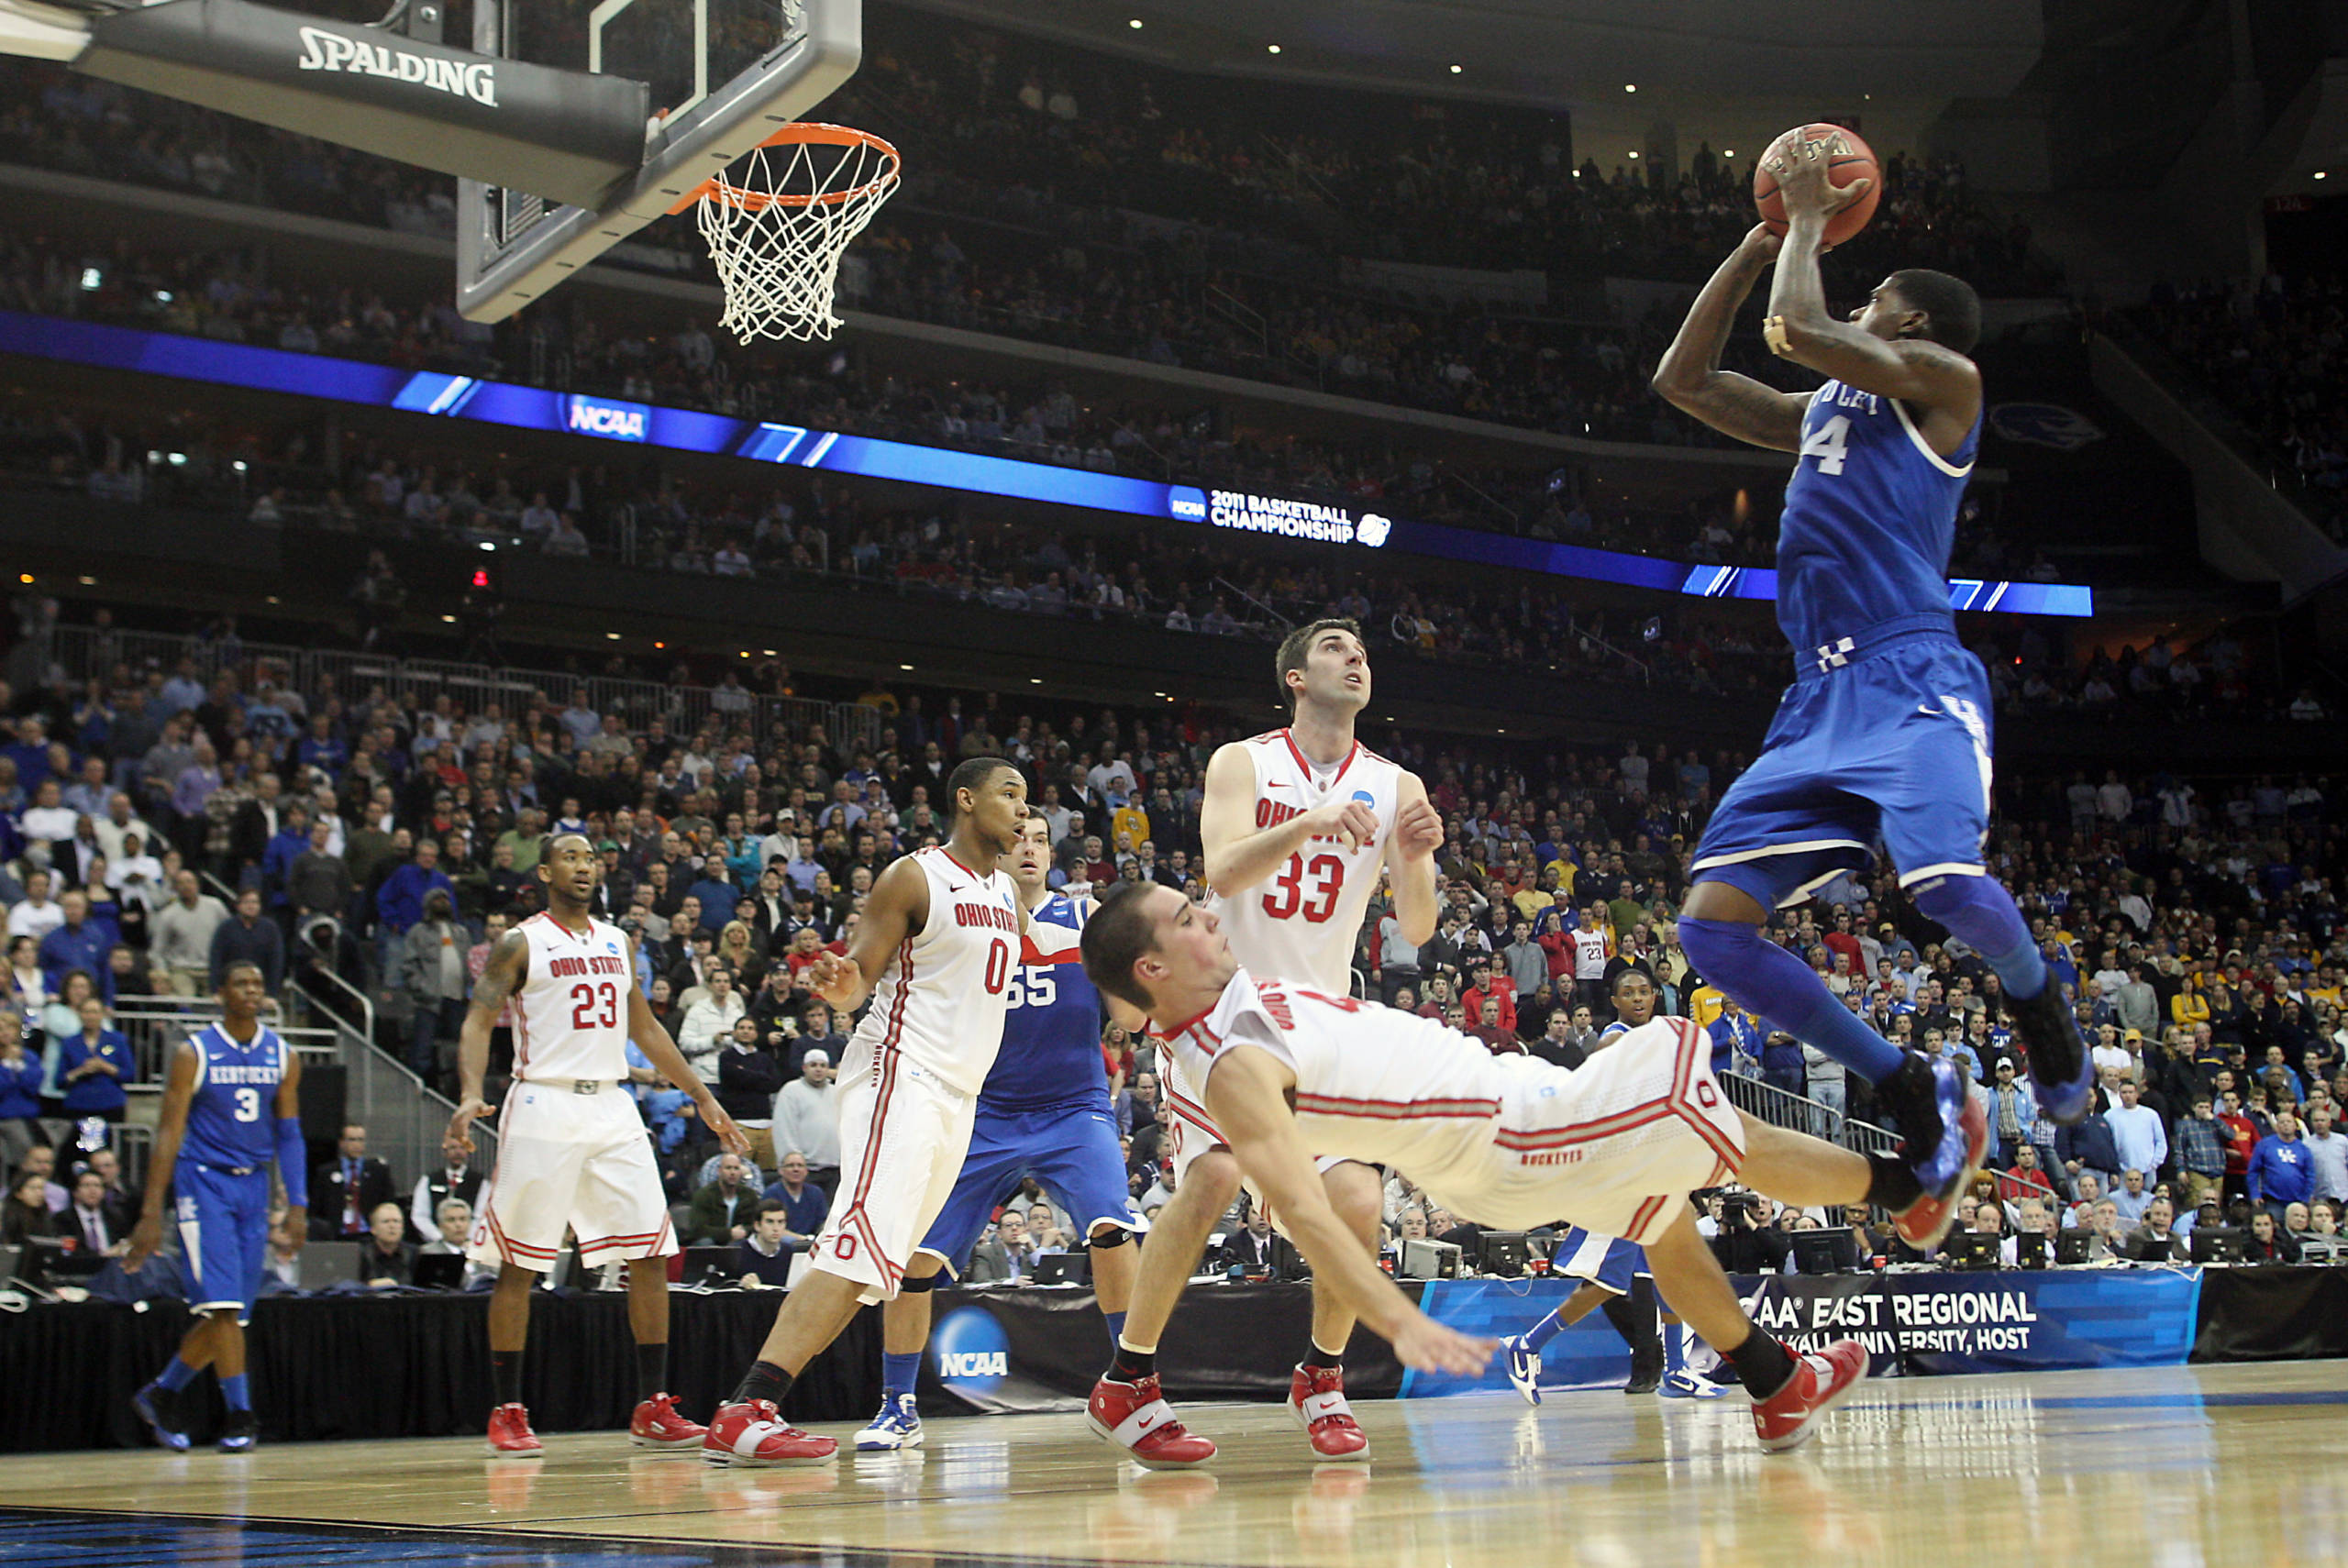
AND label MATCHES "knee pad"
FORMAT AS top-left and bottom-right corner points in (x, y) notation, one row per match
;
(896, 1270), (942, 1294)
(1086, 1226), (1134, 1251)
